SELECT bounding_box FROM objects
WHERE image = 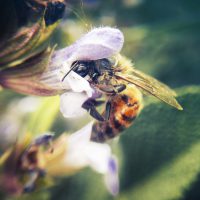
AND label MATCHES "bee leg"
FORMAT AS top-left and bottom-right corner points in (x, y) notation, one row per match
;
(89, 108), (105, 122)
(82, 99), (105, 121)
(98, 84), (126, 94)
(114, 84), (126, 93)
(104, 101), (111, 120)
(98, 86), (116, 94)
(93, 100), (105, 106)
